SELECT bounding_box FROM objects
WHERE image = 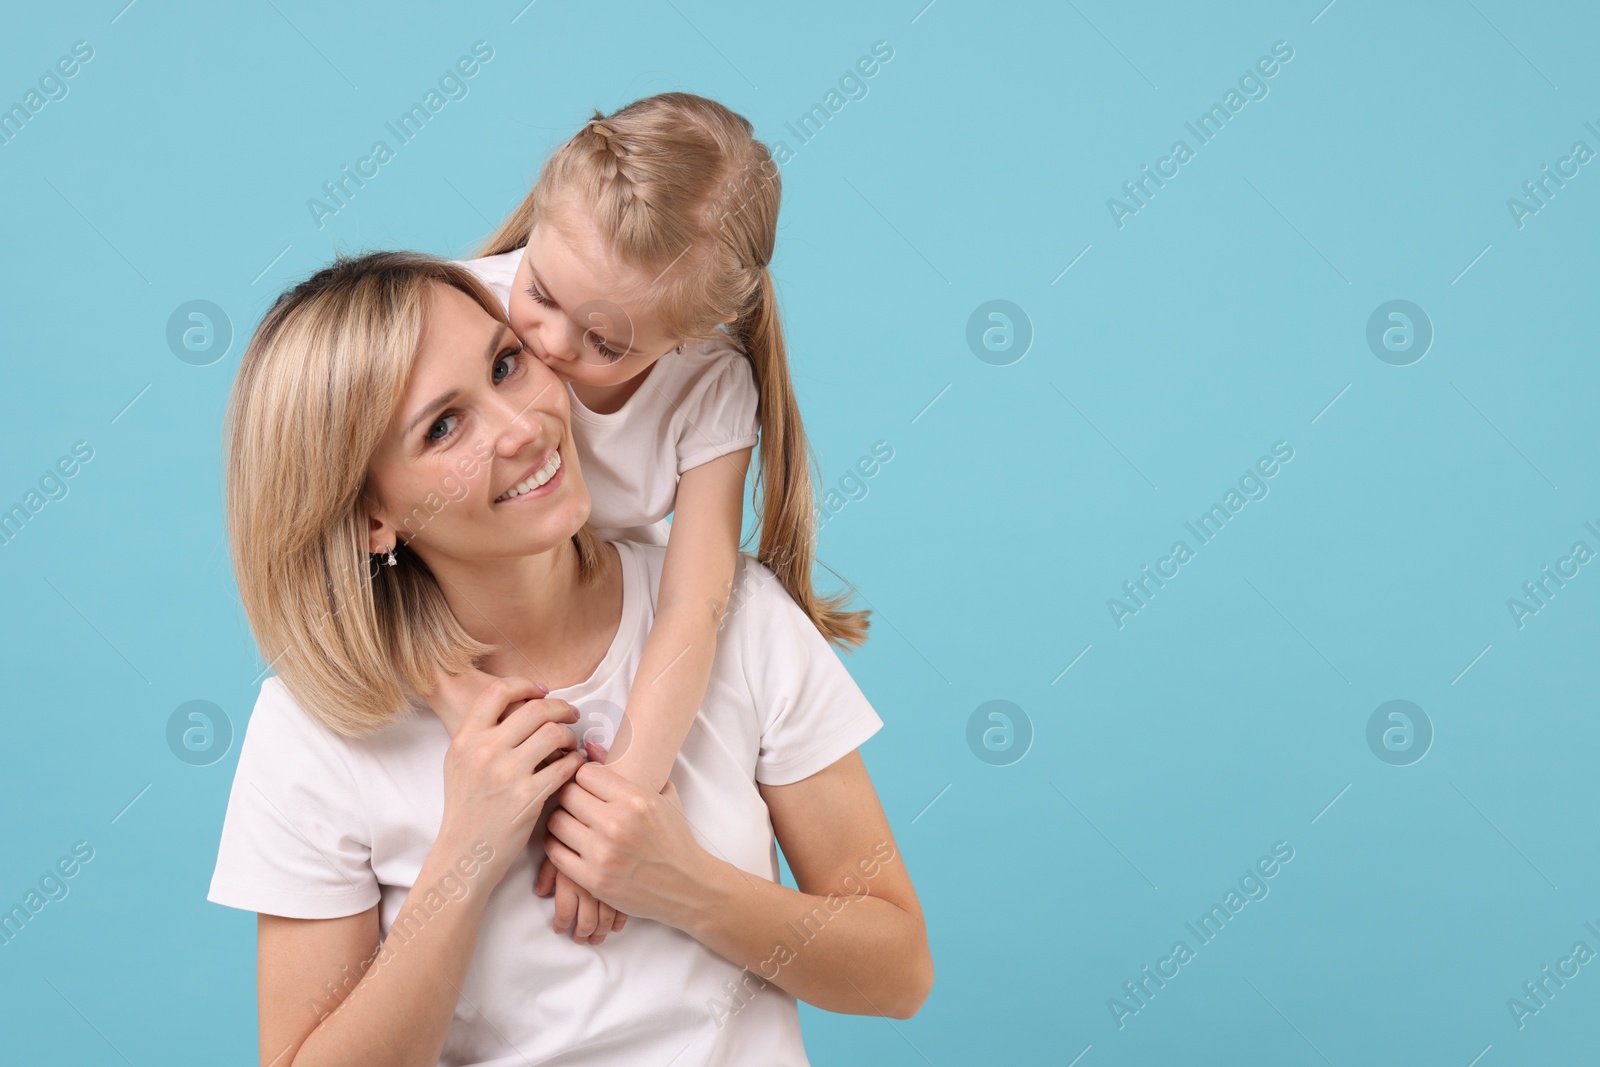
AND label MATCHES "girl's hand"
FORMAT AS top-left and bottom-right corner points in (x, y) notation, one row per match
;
(534, 739), (629, 944)
(426, 668), (586, 888)
(534, 852), (629, 944)
(543, 762), (709, 926)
